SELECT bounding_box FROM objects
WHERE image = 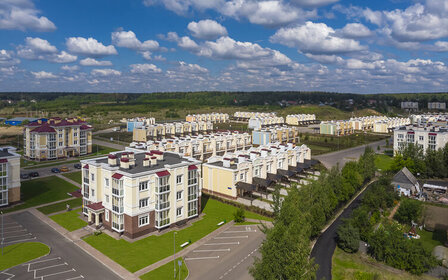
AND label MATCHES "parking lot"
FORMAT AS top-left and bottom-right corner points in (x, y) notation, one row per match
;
(1, 216), (37, 246)
(185, 224), (265, 280)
